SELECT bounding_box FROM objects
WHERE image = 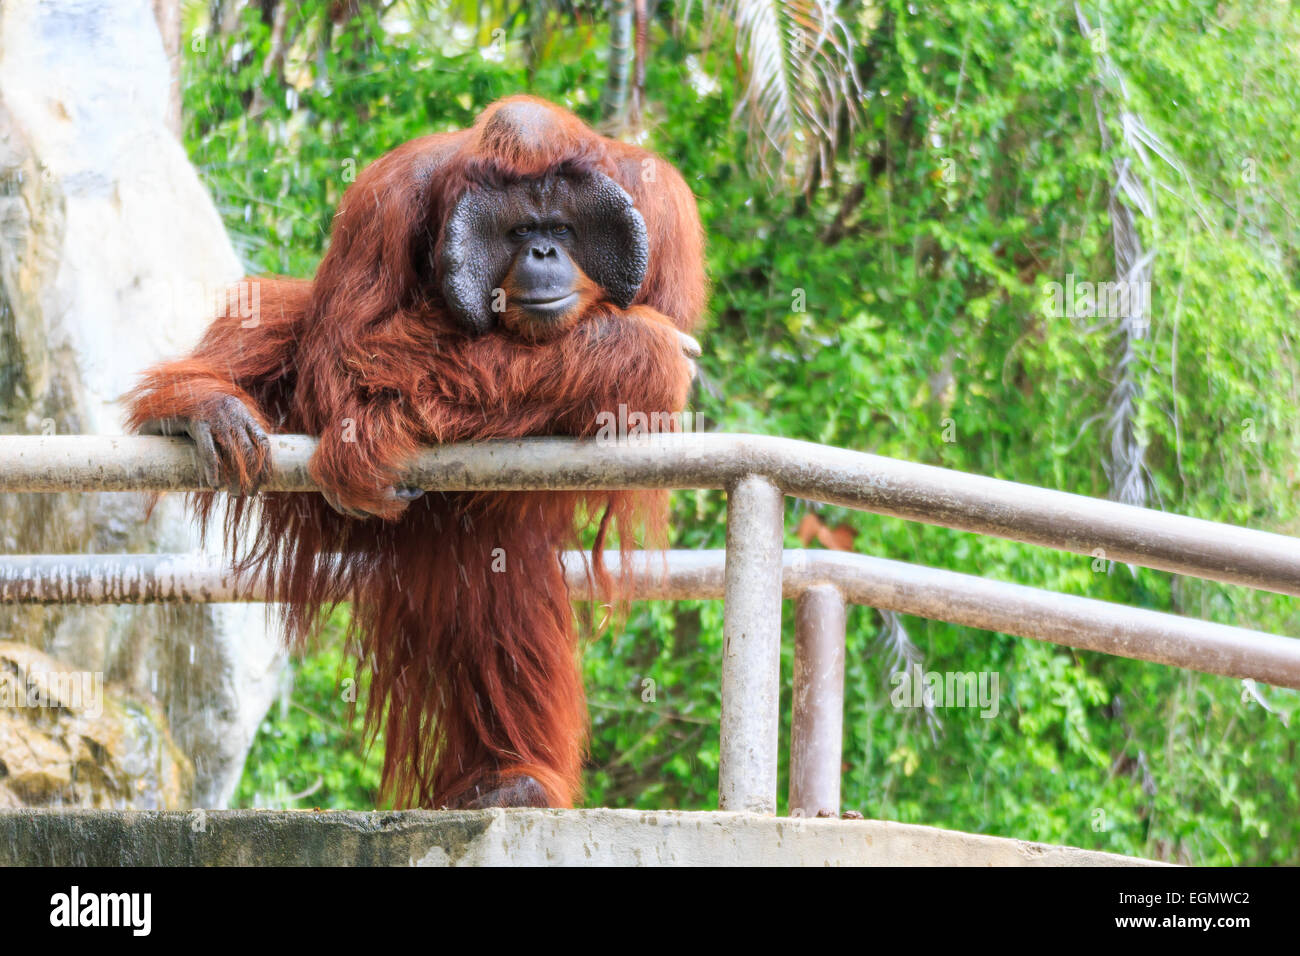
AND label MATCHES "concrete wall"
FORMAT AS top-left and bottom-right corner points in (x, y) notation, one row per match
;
(0, 809), (1163, 866)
